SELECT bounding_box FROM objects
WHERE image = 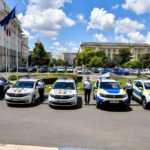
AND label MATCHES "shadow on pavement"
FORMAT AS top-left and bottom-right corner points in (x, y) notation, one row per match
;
(99, 104), (133, 112)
